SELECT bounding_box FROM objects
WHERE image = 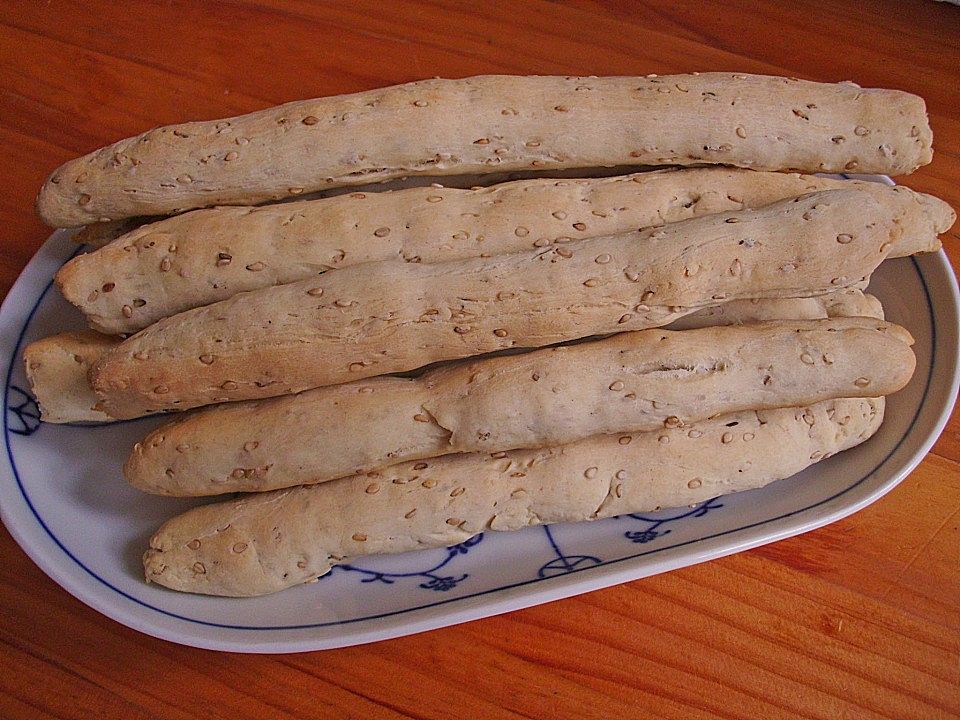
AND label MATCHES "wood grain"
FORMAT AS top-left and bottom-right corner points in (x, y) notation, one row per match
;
(0, 1), (957, 718)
